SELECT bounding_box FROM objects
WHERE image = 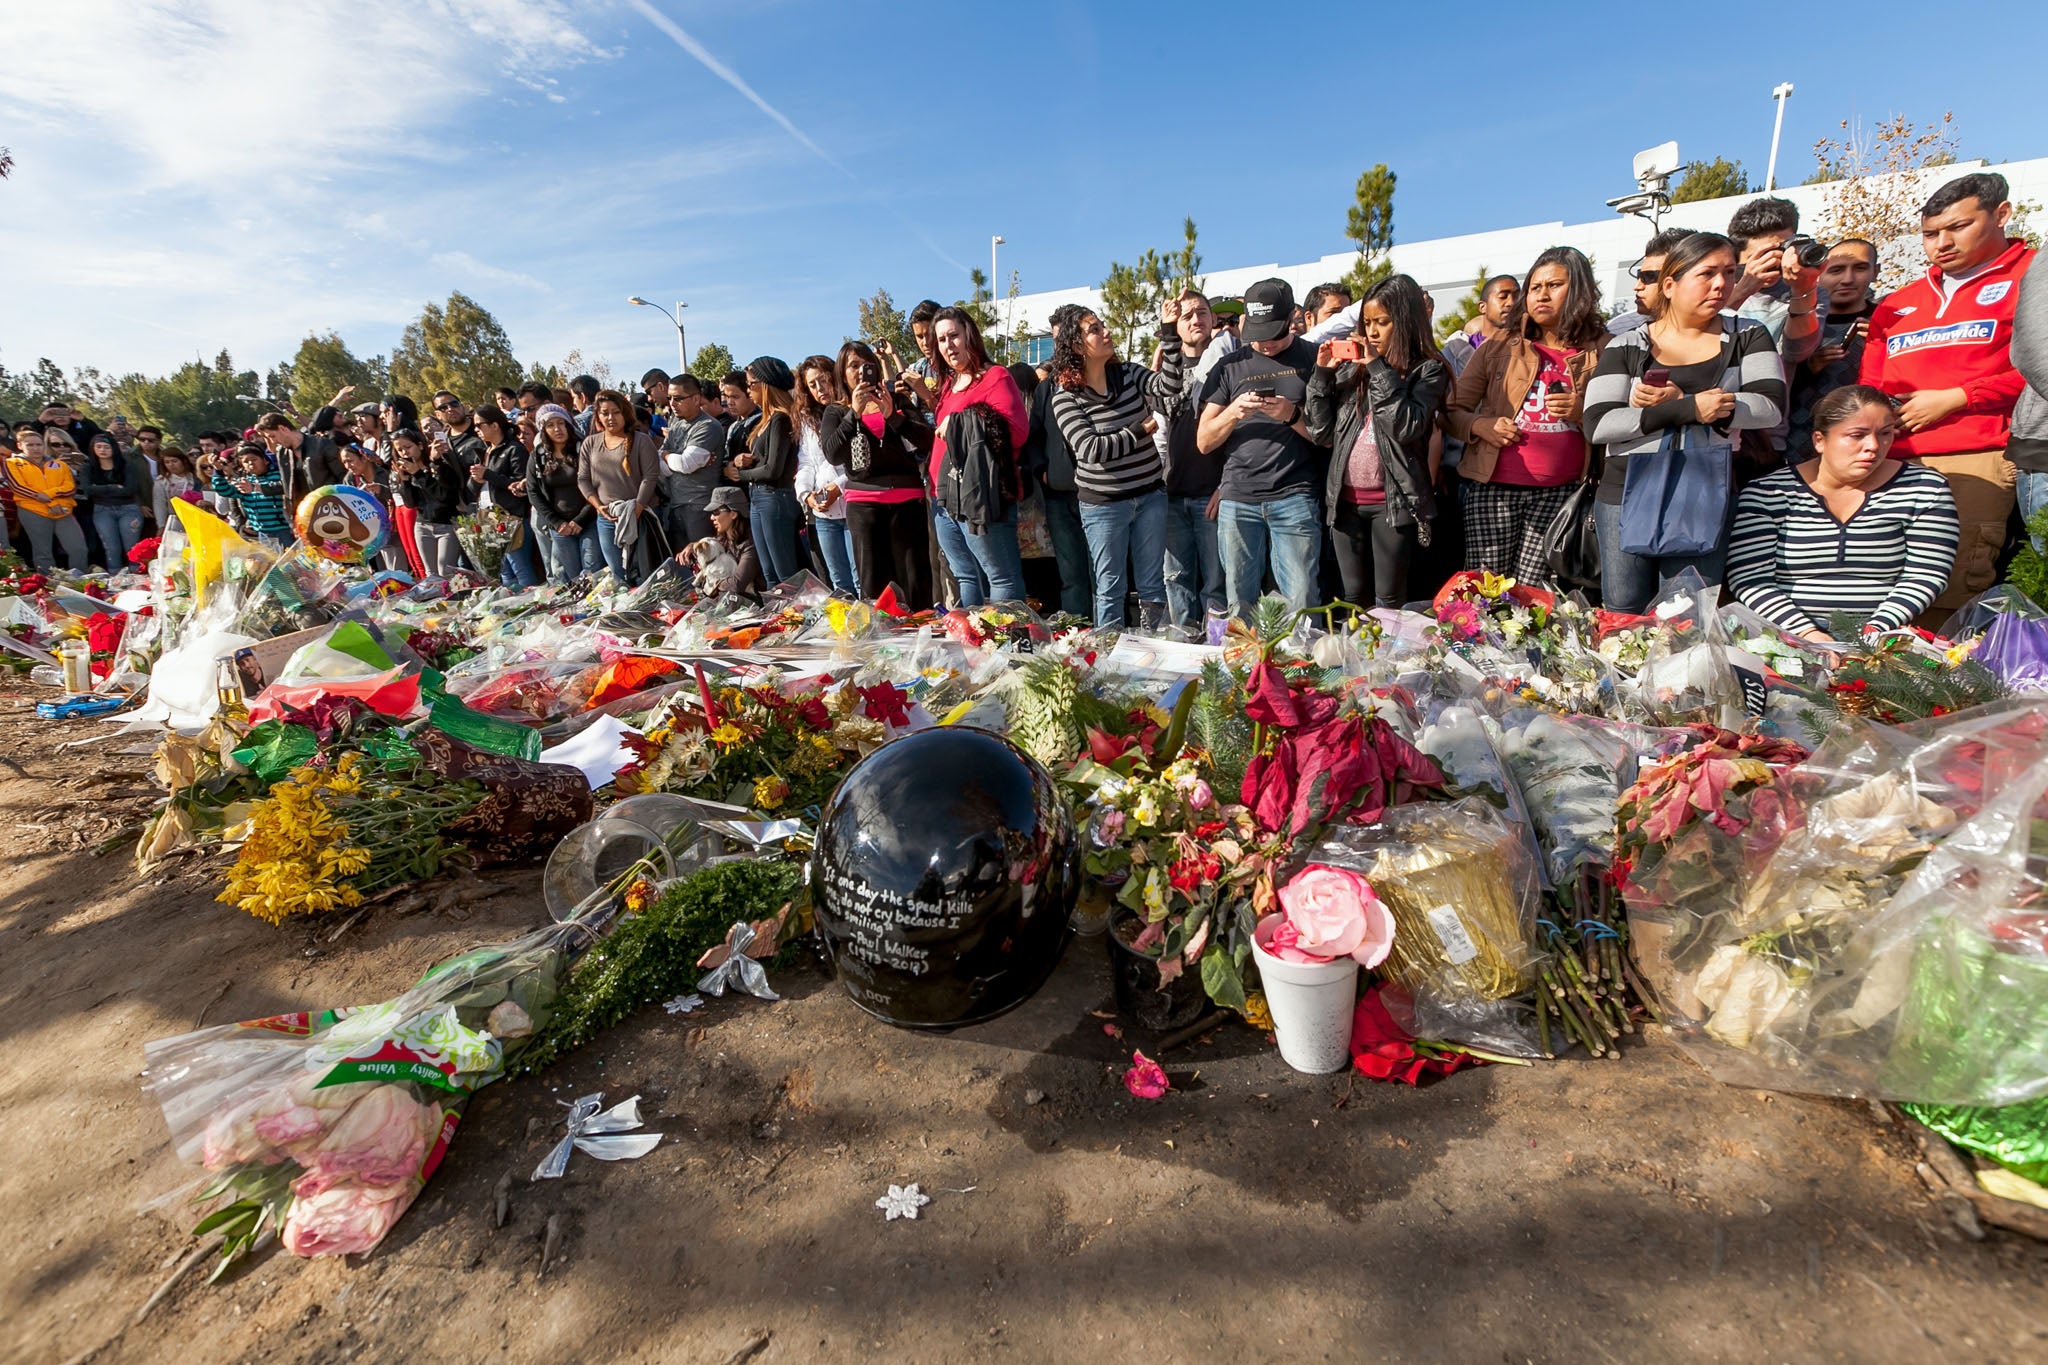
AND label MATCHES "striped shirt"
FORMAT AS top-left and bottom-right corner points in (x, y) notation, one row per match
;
(1726, 462), (1959, 634)
(211, 469), (291, 539)
(1583, 320), (1785, 505)
(1051, 336), (1183, 503)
